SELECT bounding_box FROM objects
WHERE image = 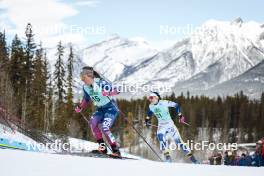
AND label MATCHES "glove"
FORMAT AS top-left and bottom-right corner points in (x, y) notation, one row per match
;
(178, 113), (185, 124)
(102, 90), (109, 96)
(75, 105), (82, 113)
(102, 89), (119, 96)
(145, 116), (151, 127)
